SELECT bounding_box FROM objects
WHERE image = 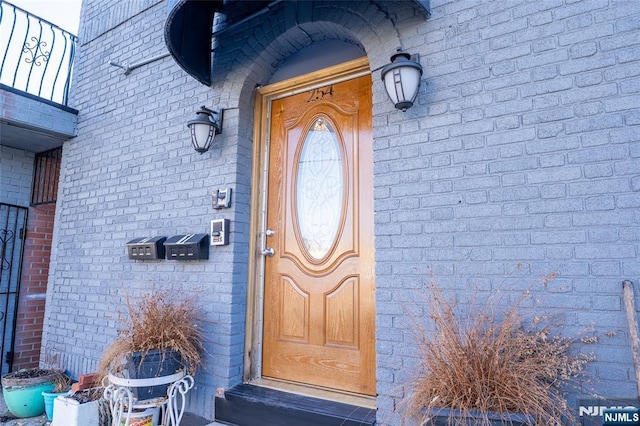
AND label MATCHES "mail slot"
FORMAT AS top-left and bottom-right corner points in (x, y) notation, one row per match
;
(164, 234), (209, 260)
(126, 236), (166, 260)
